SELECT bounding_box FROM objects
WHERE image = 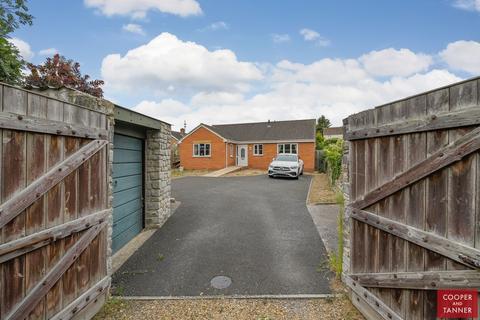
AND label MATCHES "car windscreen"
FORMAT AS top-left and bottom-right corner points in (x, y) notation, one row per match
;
(275, 155), (298, 162)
